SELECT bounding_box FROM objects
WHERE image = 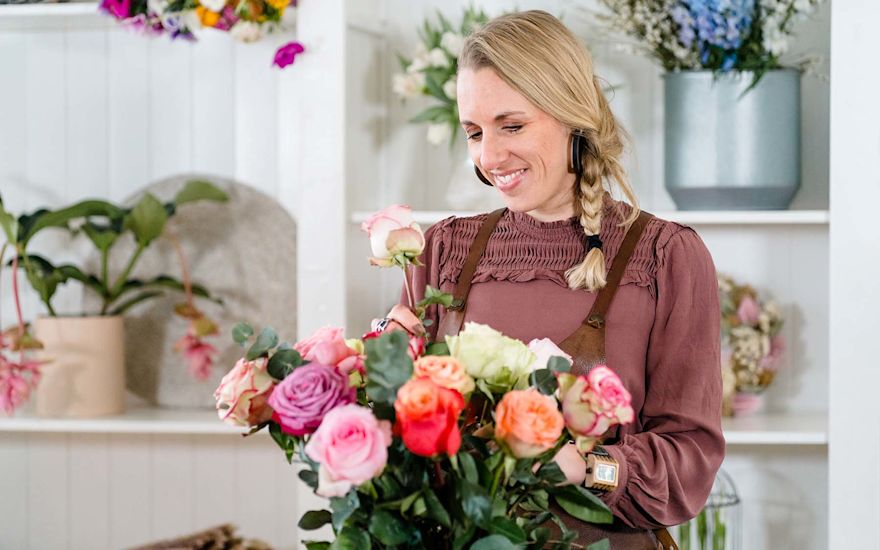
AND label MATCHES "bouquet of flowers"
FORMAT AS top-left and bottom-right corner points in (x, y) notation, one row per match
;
(98, 0), (305, 69)
(215, 204), (635, 549)
(717, 273), (785, 415)
(392, 6), (489, 146)
(588, 0), (824, 88)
